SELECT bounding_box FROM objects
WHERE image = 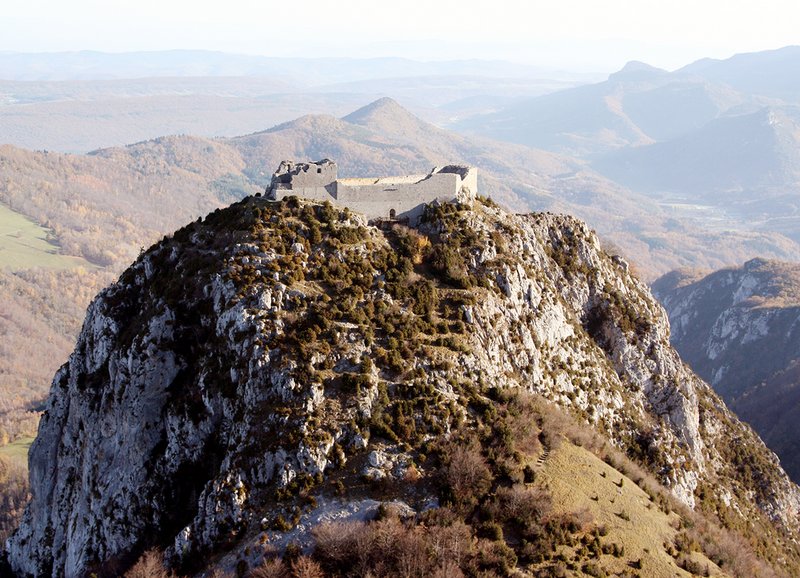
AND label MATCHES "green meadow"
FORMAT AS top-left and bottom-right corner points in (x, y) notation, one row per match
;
(0, 203), (91, 270)
(0, 436), (33, 467)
